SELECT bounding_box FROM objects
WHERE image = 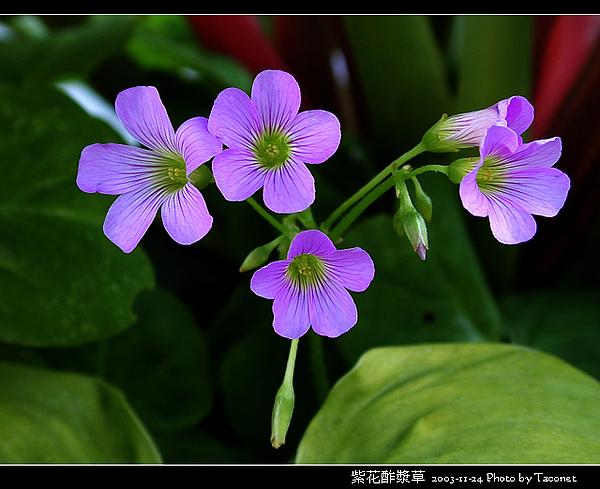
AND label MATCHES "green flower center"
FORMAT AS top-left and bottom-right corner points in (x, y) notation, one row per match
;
(160, 152), (188, 189)
(475, 157), (507, 193)
(253, 130), (291, 170)
(286, 253), (327, 290)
